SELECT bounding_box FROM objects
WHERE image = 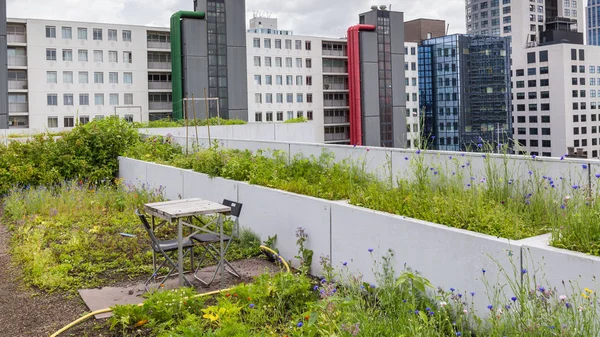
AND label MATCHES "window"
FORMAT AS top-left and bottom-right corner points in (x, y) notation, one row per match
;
(62, 27), (72, 39)
(307, 111), (313, 120)
(276, 75), (282, 85)
(287, 111), (293, 119)
(297, 93), (303, 103)
(285, 57), (292, 67)
(78, 49), (88, 61)
(93, 50), (103, 62)
(47, 117), (58, 128)
(265, 75), (272, 85)
(306, 76), (312, 86)
(47, 94), (58, 106)
(266, 111), (273, 122)
(541, 103), (550, 111)
(518, 127), (526, 135)
(542, 128), (551, 136)
(275, 57), (282, 67)
(93, 72), (103, 84)
(285, 39), (292, 49)
(62, 49), (73, 61)
(124, 72), (133, 84)
(254, 56), (261, 66)
(254, 75), (261, 85)
(286, 75), (293, 85)
(255, 112), (262, 122)
(110, 93), (119, 105)
(286, 93), (293, 103)
(46, 71), (57, 83)
(527, 68), (536, 75)
(265, 93), (272, 103)
(540, 66), (548, 74)
(527, 52), (536, 64)
(542, 140), (551, 148)
(516, 81), (524, 88)
(307, 93), (313, 103)
(529, 104), (538, 111)
(305, 41), (312, 50)
(93, 93), (104, 106)
(79, 71), (89, 84)
(109, 50), (118, 63)
(275, 39), (281, 49)
(63, 71), (73, 84)
(540, 79), (549, 86)
(529, 116), (538, 123)
(517, 116), (526, 123)
(276, 111), (283, 121)
(254, 93), (262, 104)
(580, 65), (586, 73)
(124, 93), (133, 105)
(516, 69), (524, 76)
(45, 26), (56, 38)
(539, 50), (548, 62)
(265, 56), (271, 67)
(572, 65), (578, 73)
(253, 38), (260, 48)
(122, 30), (131, 42)
(124, 115), (134, 123)
(542, 115), (550, 123)
(276, 93), (283, 103)
(109, 72), (118, 84)
(93, 28), (102, 40)
(528, 80), (536, 87)
(77, 27), (87, 40)
(517, 92), (525, 99)
(297, 111), (303, 118)
(108, 29), (117, 41)
(296, 76), (303, 85)
(305, 58), (312, 69)
(528, 92), (537, 99)
(46, 48), (56, 61)
(123, 51), (132, 63)
(541, 91), (549, 98)
(530, 140), (539, 147)
(264, 38), (271, 48)
(296, 58), (302, 68)
(295, 40), (302, 50)
(64, 116), (74, 127)
(573, 90), (579, 98)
